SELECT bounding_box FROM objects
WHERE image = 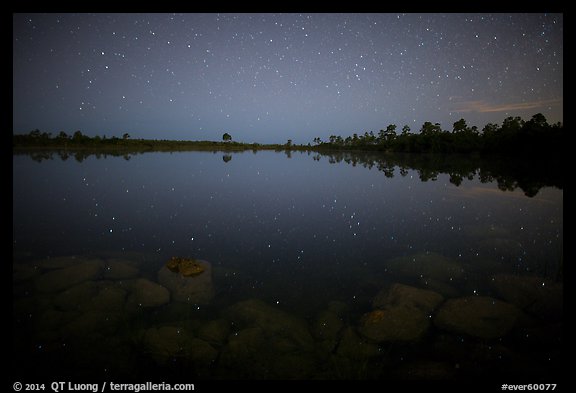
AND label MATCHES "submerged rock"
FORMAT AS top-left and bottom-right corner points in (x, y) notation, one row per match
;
(35, 259), (104, 293)
(336, 327), (381, 360)
(219, 323), (320, 379)
(197, 319), (232, 345)
(165, 256), (205, 277)
(158, 259), (214, 304)
(490, 274), (562, 321)
(55, 281), (127, 313)
(125, 278), (170, 308)
(90, 284), (127, 312)
(220, 299), (318, 377)
(418, 277), (461, 298)
(142, 326), (218, 366)
(103, 259), (140, 280)
(187, 338), (218, 366)
(358, 306), (430, 342)
(224, 298), (314, 349)
(218, 327), (271, 378)
(372, 283), (444, 314)
(434, 296), (522, 339)
(311, 309), (344, 352)
(54, 281), (100, 311)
